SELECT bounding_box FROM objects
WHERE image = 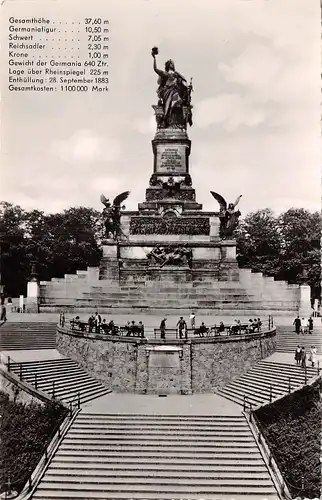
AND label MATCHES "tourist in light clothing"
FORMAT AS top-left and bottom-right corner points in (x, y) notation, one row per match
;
(190, 312), (196, 330)
(309, 346), (317, 368)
